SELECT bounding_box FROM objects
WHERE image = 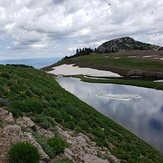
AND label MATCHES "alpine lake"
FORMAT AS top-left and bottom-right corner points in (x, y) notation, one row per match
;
(57, 77), (163, 154)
